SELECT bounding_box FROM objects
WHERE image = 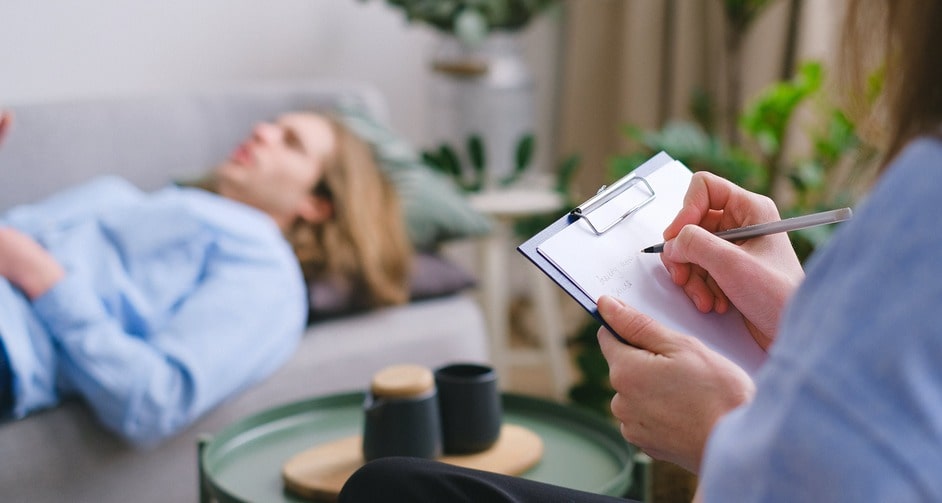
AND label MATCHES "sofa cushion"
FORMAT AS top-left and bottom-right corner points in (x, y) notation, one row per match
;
(336, 103), (493, 251)
(308, 252), (476, 322)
